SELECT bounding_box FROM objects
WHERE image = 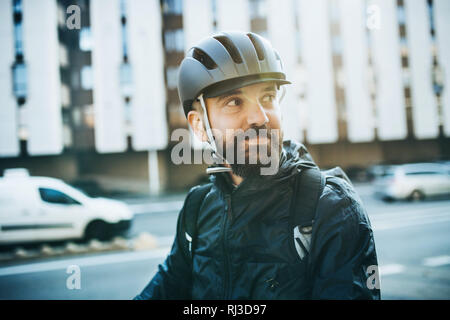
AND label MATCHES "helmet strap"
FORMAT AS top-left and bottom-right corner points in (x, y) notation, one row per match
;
(198, 94), (232, 173)
(198, 94), (216, 153)
(279, 85), (286, 103)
